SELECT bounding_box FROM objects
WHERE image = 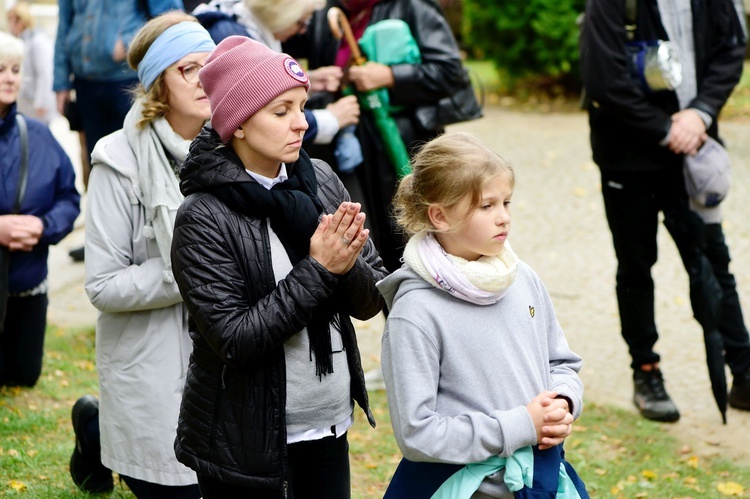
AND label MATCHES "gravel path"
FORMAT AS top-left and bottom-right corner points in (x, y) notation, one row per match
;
(46, 107), (750, 463)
